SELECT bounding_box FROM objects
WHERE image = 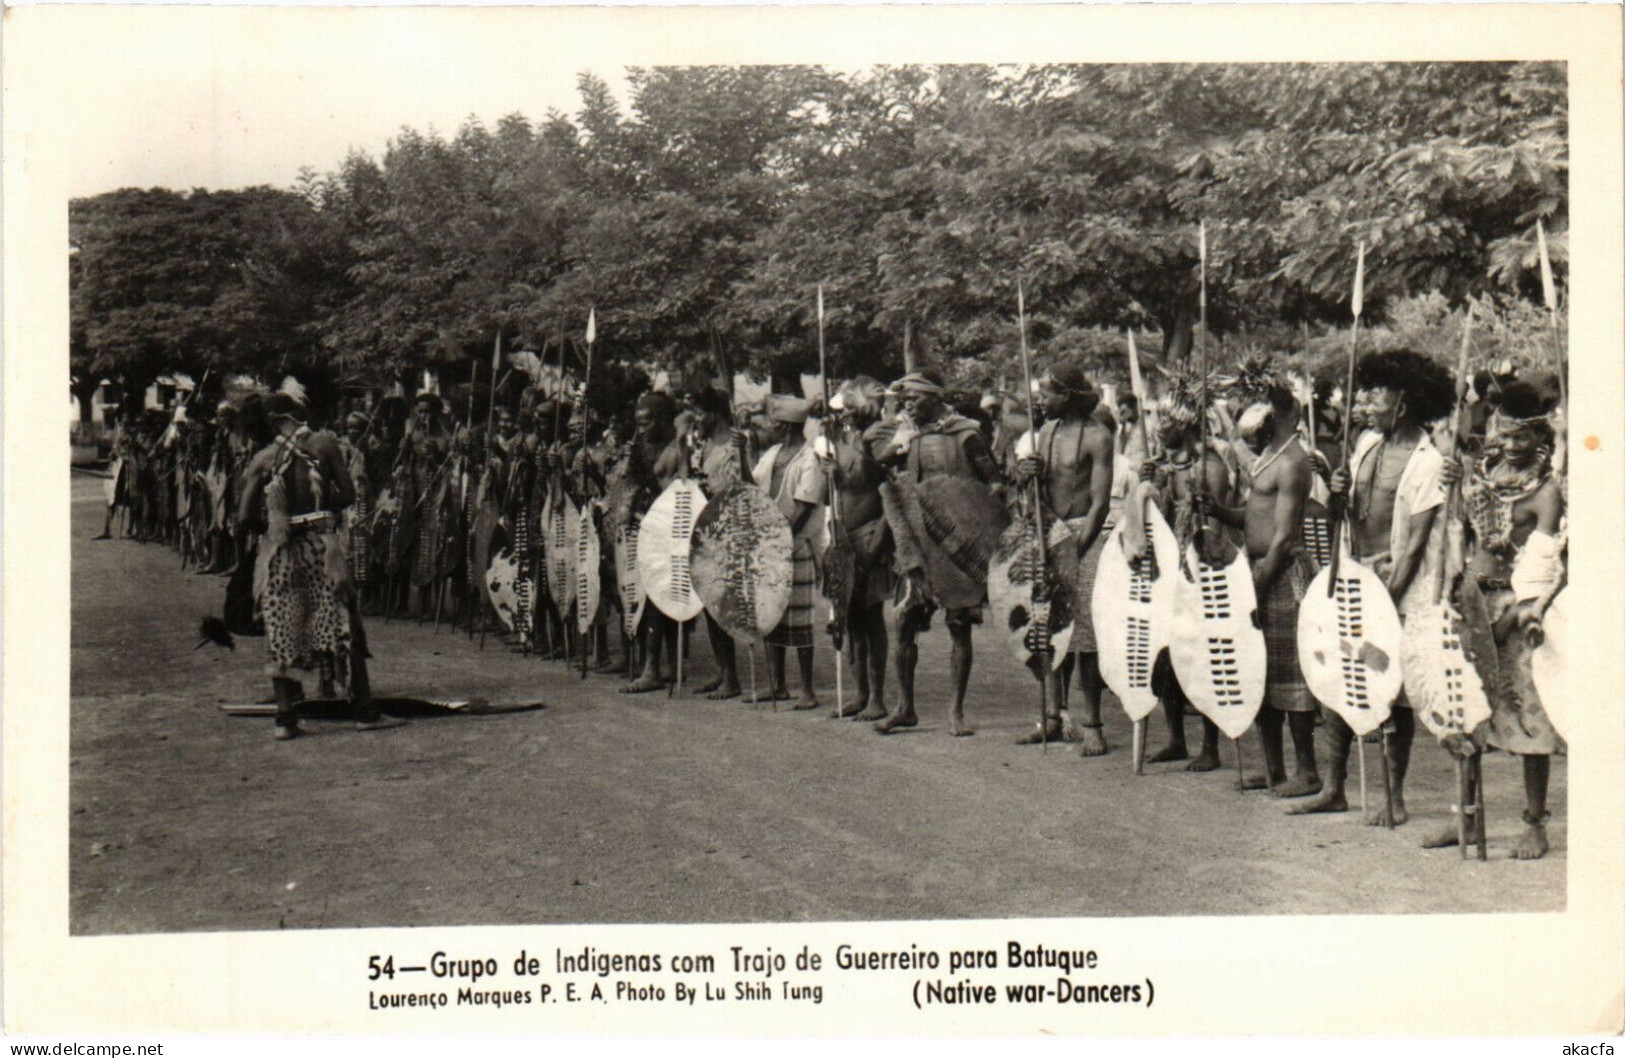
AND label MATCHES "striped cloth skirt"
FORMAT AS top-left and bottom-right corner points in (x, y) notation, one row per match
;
(766, 536), (816, 649)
